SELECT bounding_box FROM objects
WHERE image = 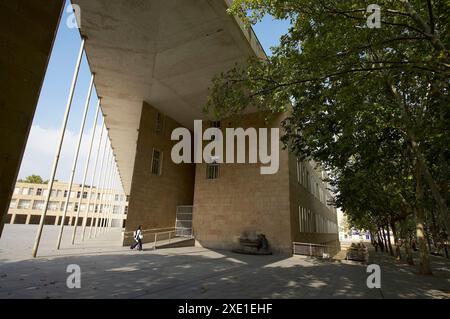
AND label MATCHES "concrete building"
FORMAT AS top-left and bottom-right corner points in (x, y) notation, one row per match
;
(1, 0), (339, 255)
(5, 181), (128, 227)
